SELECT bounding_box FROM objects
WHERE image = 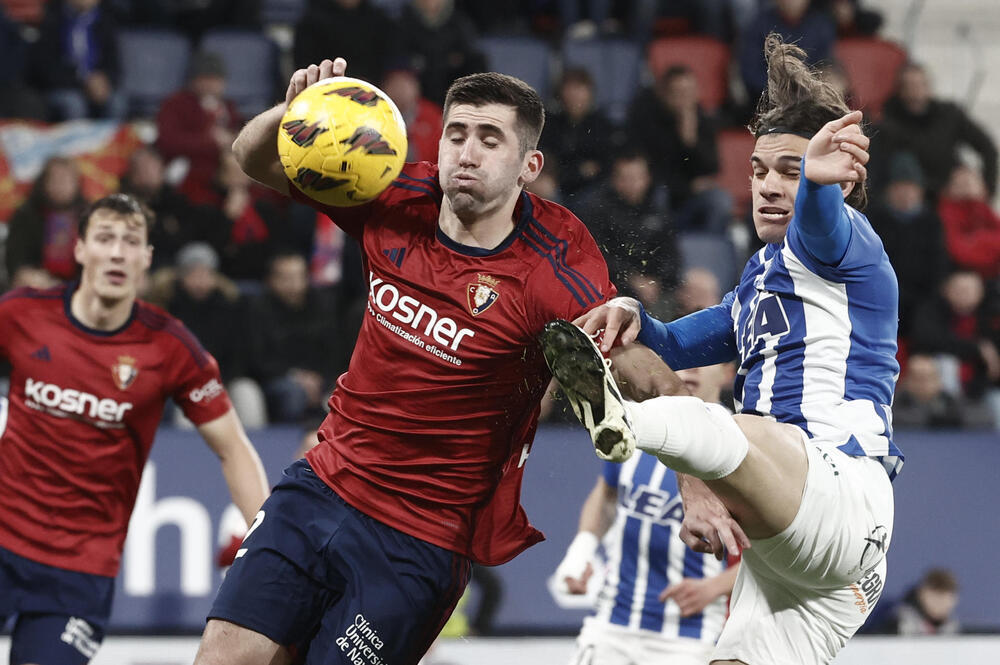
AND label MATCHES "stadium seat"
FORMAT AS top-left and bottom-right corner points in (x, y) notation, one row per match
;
(260, 0), (307, 24)
(201, 29), (279, 119)
(562, 38), (641, 124)
(478, 36), (553, 103)
(117, 29), (192, 119)
(678, 231), (739, 289)
(646, 36), (730, 112)
(834, 38), (908, 120)
(716, 128), (756, 219)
